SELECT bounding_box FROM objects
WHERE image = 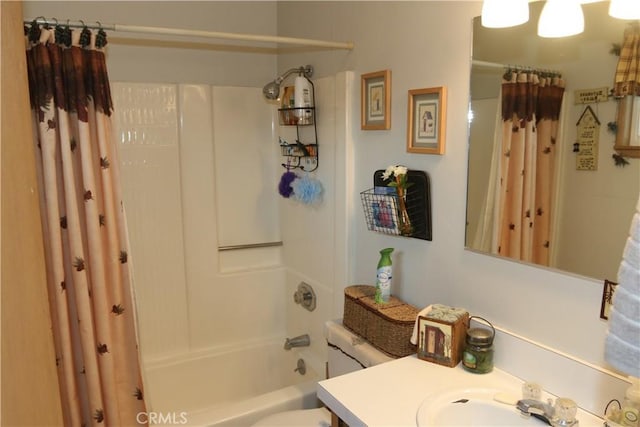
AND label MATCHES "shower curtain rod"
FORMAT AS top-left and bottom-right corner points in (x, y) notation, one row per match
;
(24, 18), (354, 50)
(472, 59), (561, 76)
